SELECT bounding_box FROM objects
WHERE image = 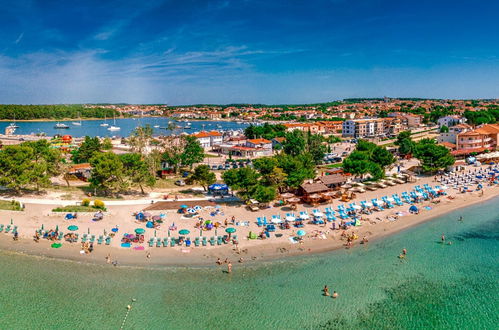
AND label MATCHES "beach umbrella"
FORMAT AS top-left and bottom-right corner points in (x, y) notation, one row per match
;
(194, 205), (202, 211)
(187, 208), (196, 214)
(154, 230), (157, 237)
(409, 205), (418, 213)
(55, 225), (59, 232)
(168, 229), (171, 237)
(88, 228), (90, 234)
(296, 230), (306, 237)
(180, 205), (188, 208)
(135, 228), (145, 234)
(179, 229), (190, 235)
(41, 224), (44, 230)
(143, 212), (152, 218)
(152, 215), (161, 221)
(146, 221), (154, 228)
(200, 228), (203, 237)
(111, 227), (119, 233)
(10, 218), (13, 225)
(280, 193), (294, 199)
(351, 205), (361, 210)
(225, 227), (236, 234)
(67, 225), (78, 231)
(51, 243), (62, 248)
